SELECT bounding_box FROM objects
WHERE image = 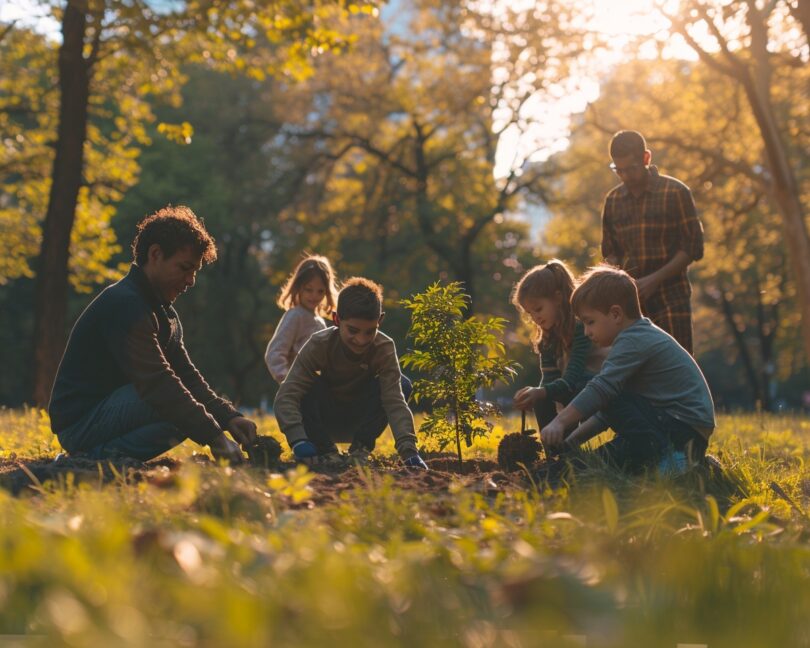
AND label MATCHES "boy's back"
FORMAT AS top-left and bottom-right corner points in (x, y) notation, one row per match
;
(571, 317), (715, 439)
